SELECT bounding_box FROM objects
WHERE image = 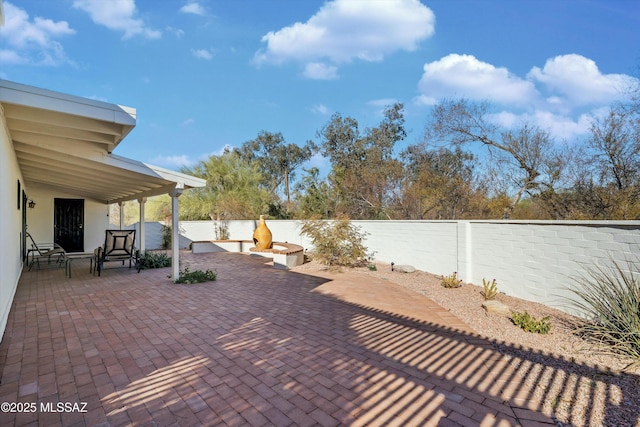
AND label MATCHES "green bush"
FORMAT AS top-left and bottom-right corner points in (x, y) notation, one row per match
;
(482, 278), (499, 300)
(511, 311), (551, 334)
(138, 251), (171, 270)
(300, 215), (370, 267)
(161, 224), (172, 250)
(175, 266), (217, 284)
(569, 259), (640, 371)
(441, 272), (462, 288)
